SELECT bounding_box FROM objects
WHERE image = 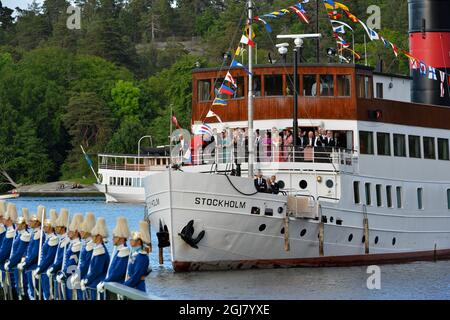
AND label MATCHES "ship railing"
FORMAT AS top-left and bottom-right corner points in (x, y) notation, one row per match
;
(98, 153), (171, 171)
(174, 147), (357, 170)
